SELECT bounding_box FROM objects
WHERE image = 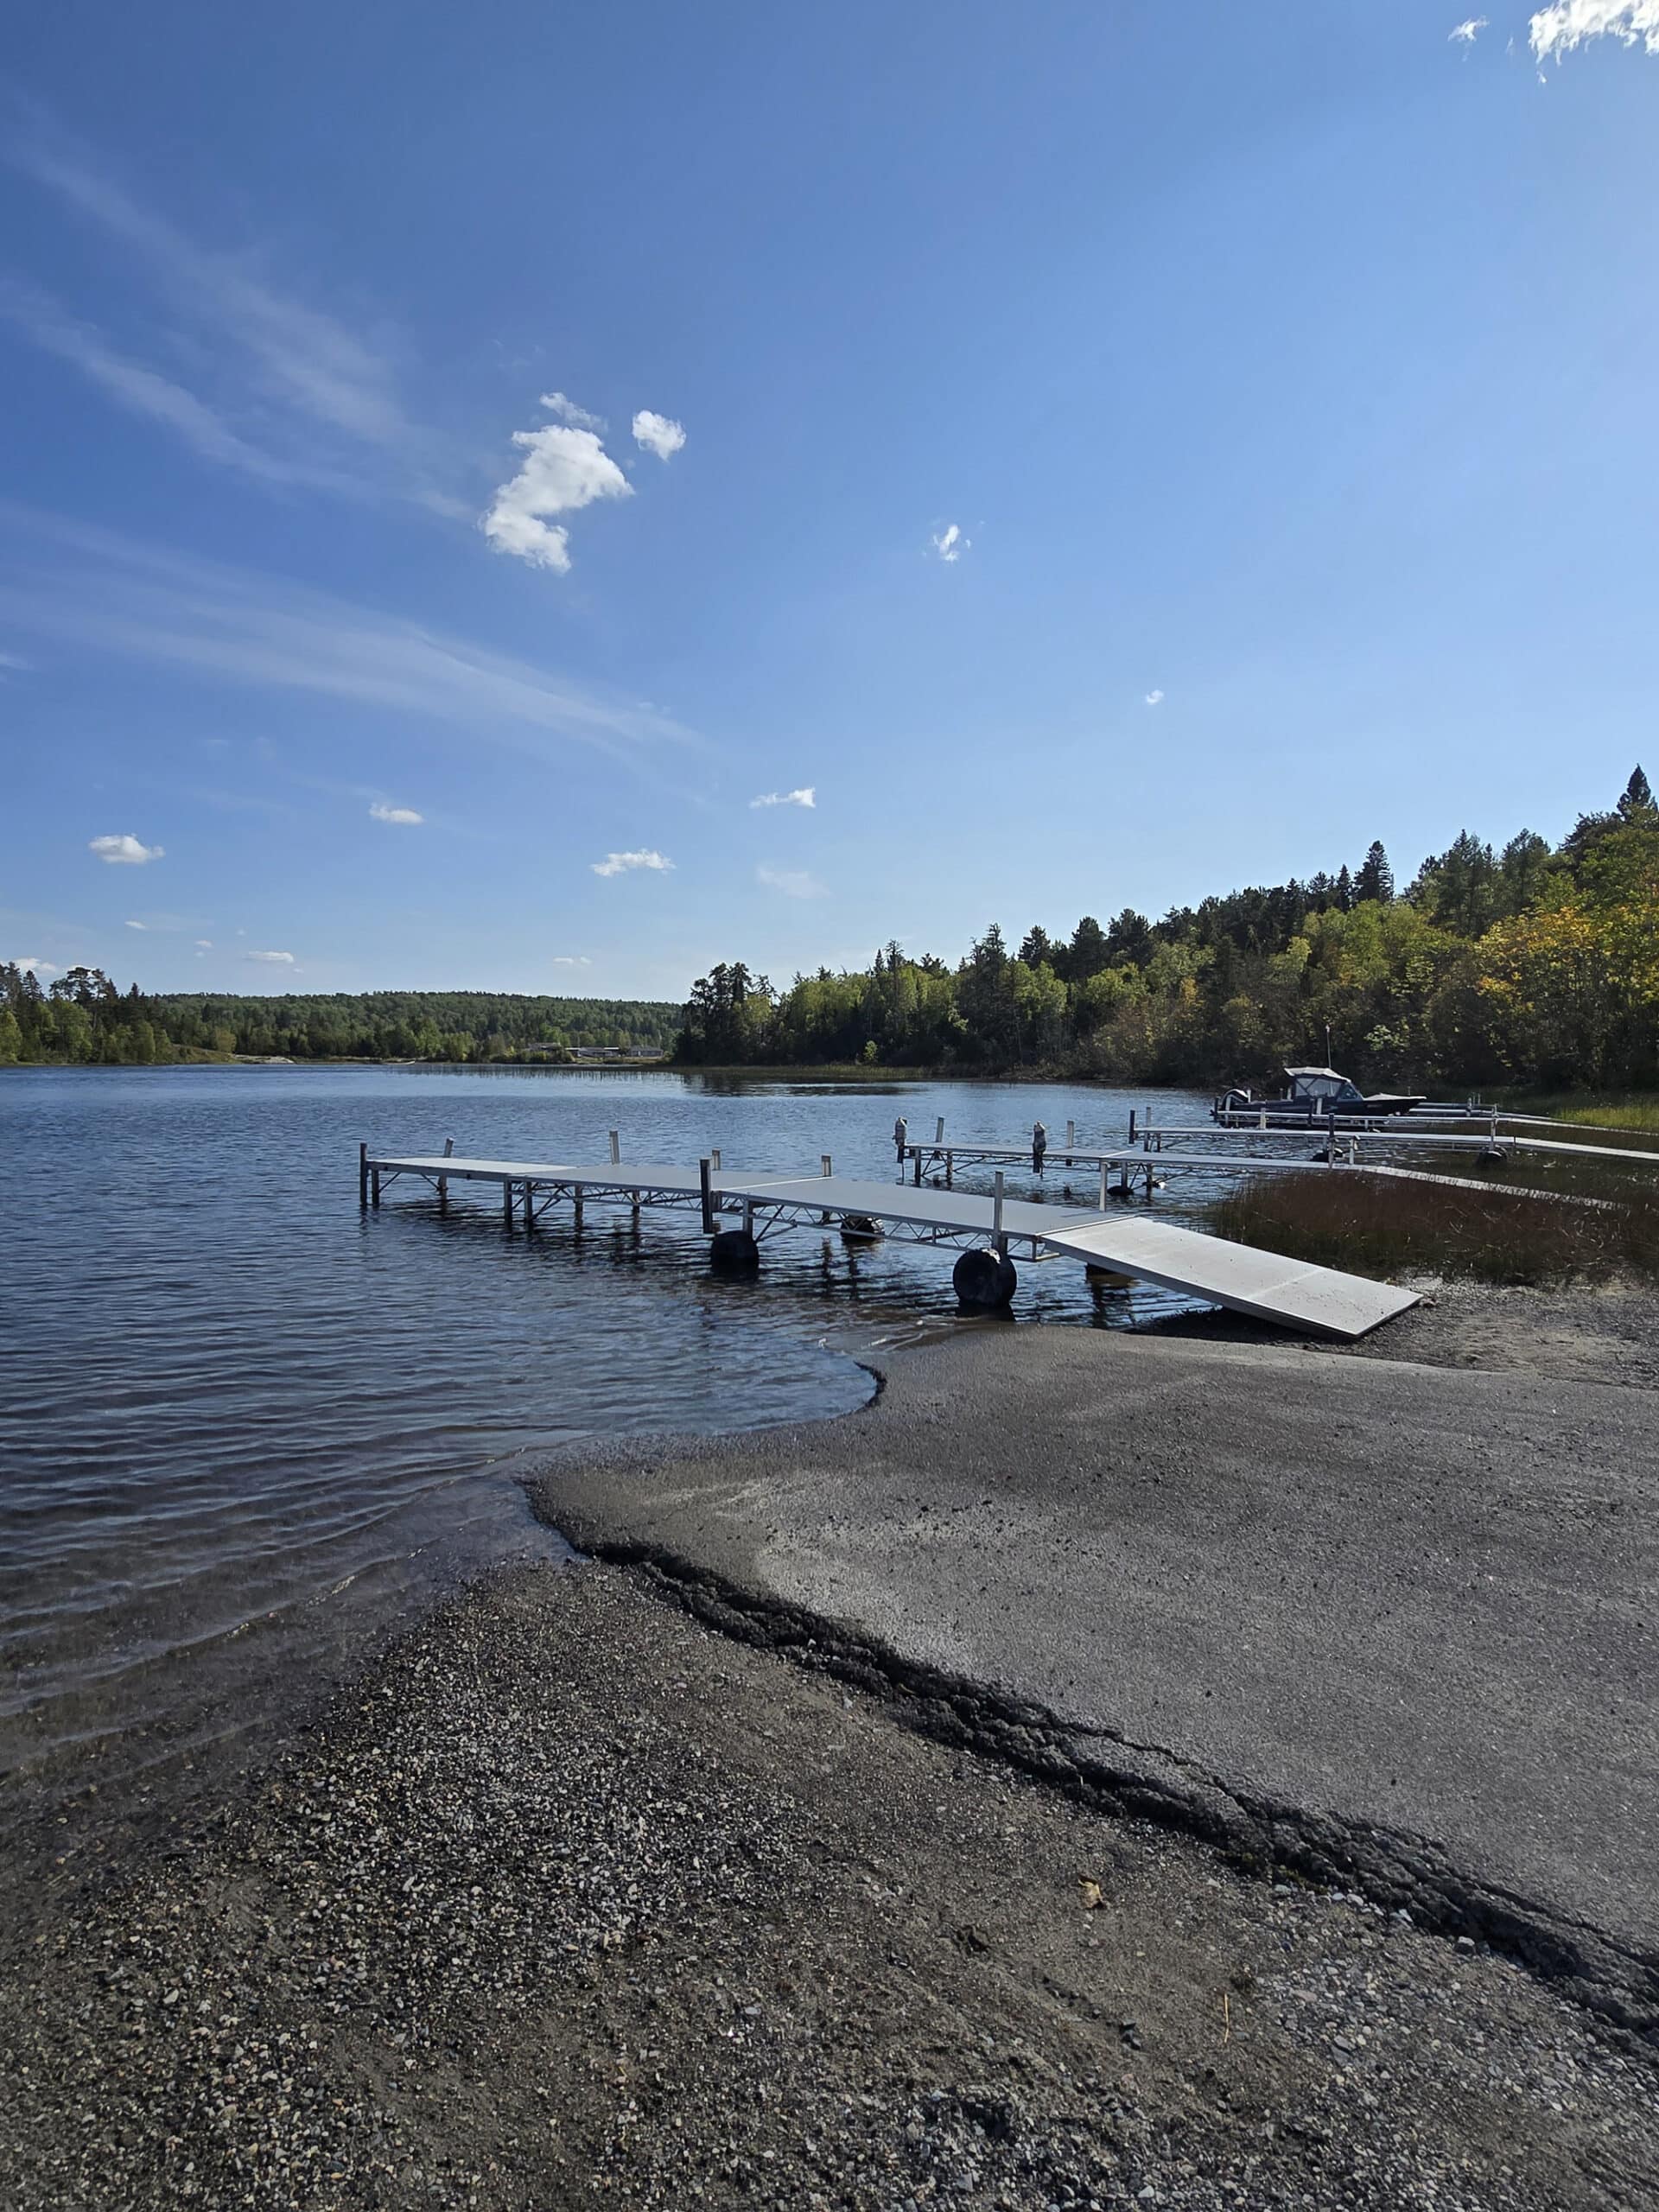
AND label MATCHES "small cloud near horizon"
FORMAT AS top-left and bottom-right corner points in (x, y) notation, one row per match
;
(195, 939), (213, 950)
(124, 918), (147, 930)
(246, 948), (296, 964)
(930, 523), (969, 563)
(750, 786), (816, 810)
(550, 955), (593, 967)
(9, 955), (58, 976)
(591, 849), (672, 878)
(91, 833), (164, 864)
(369, 802), (423, 824)
(632, 410), (685, 461)
(757, 863), (827, 900)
